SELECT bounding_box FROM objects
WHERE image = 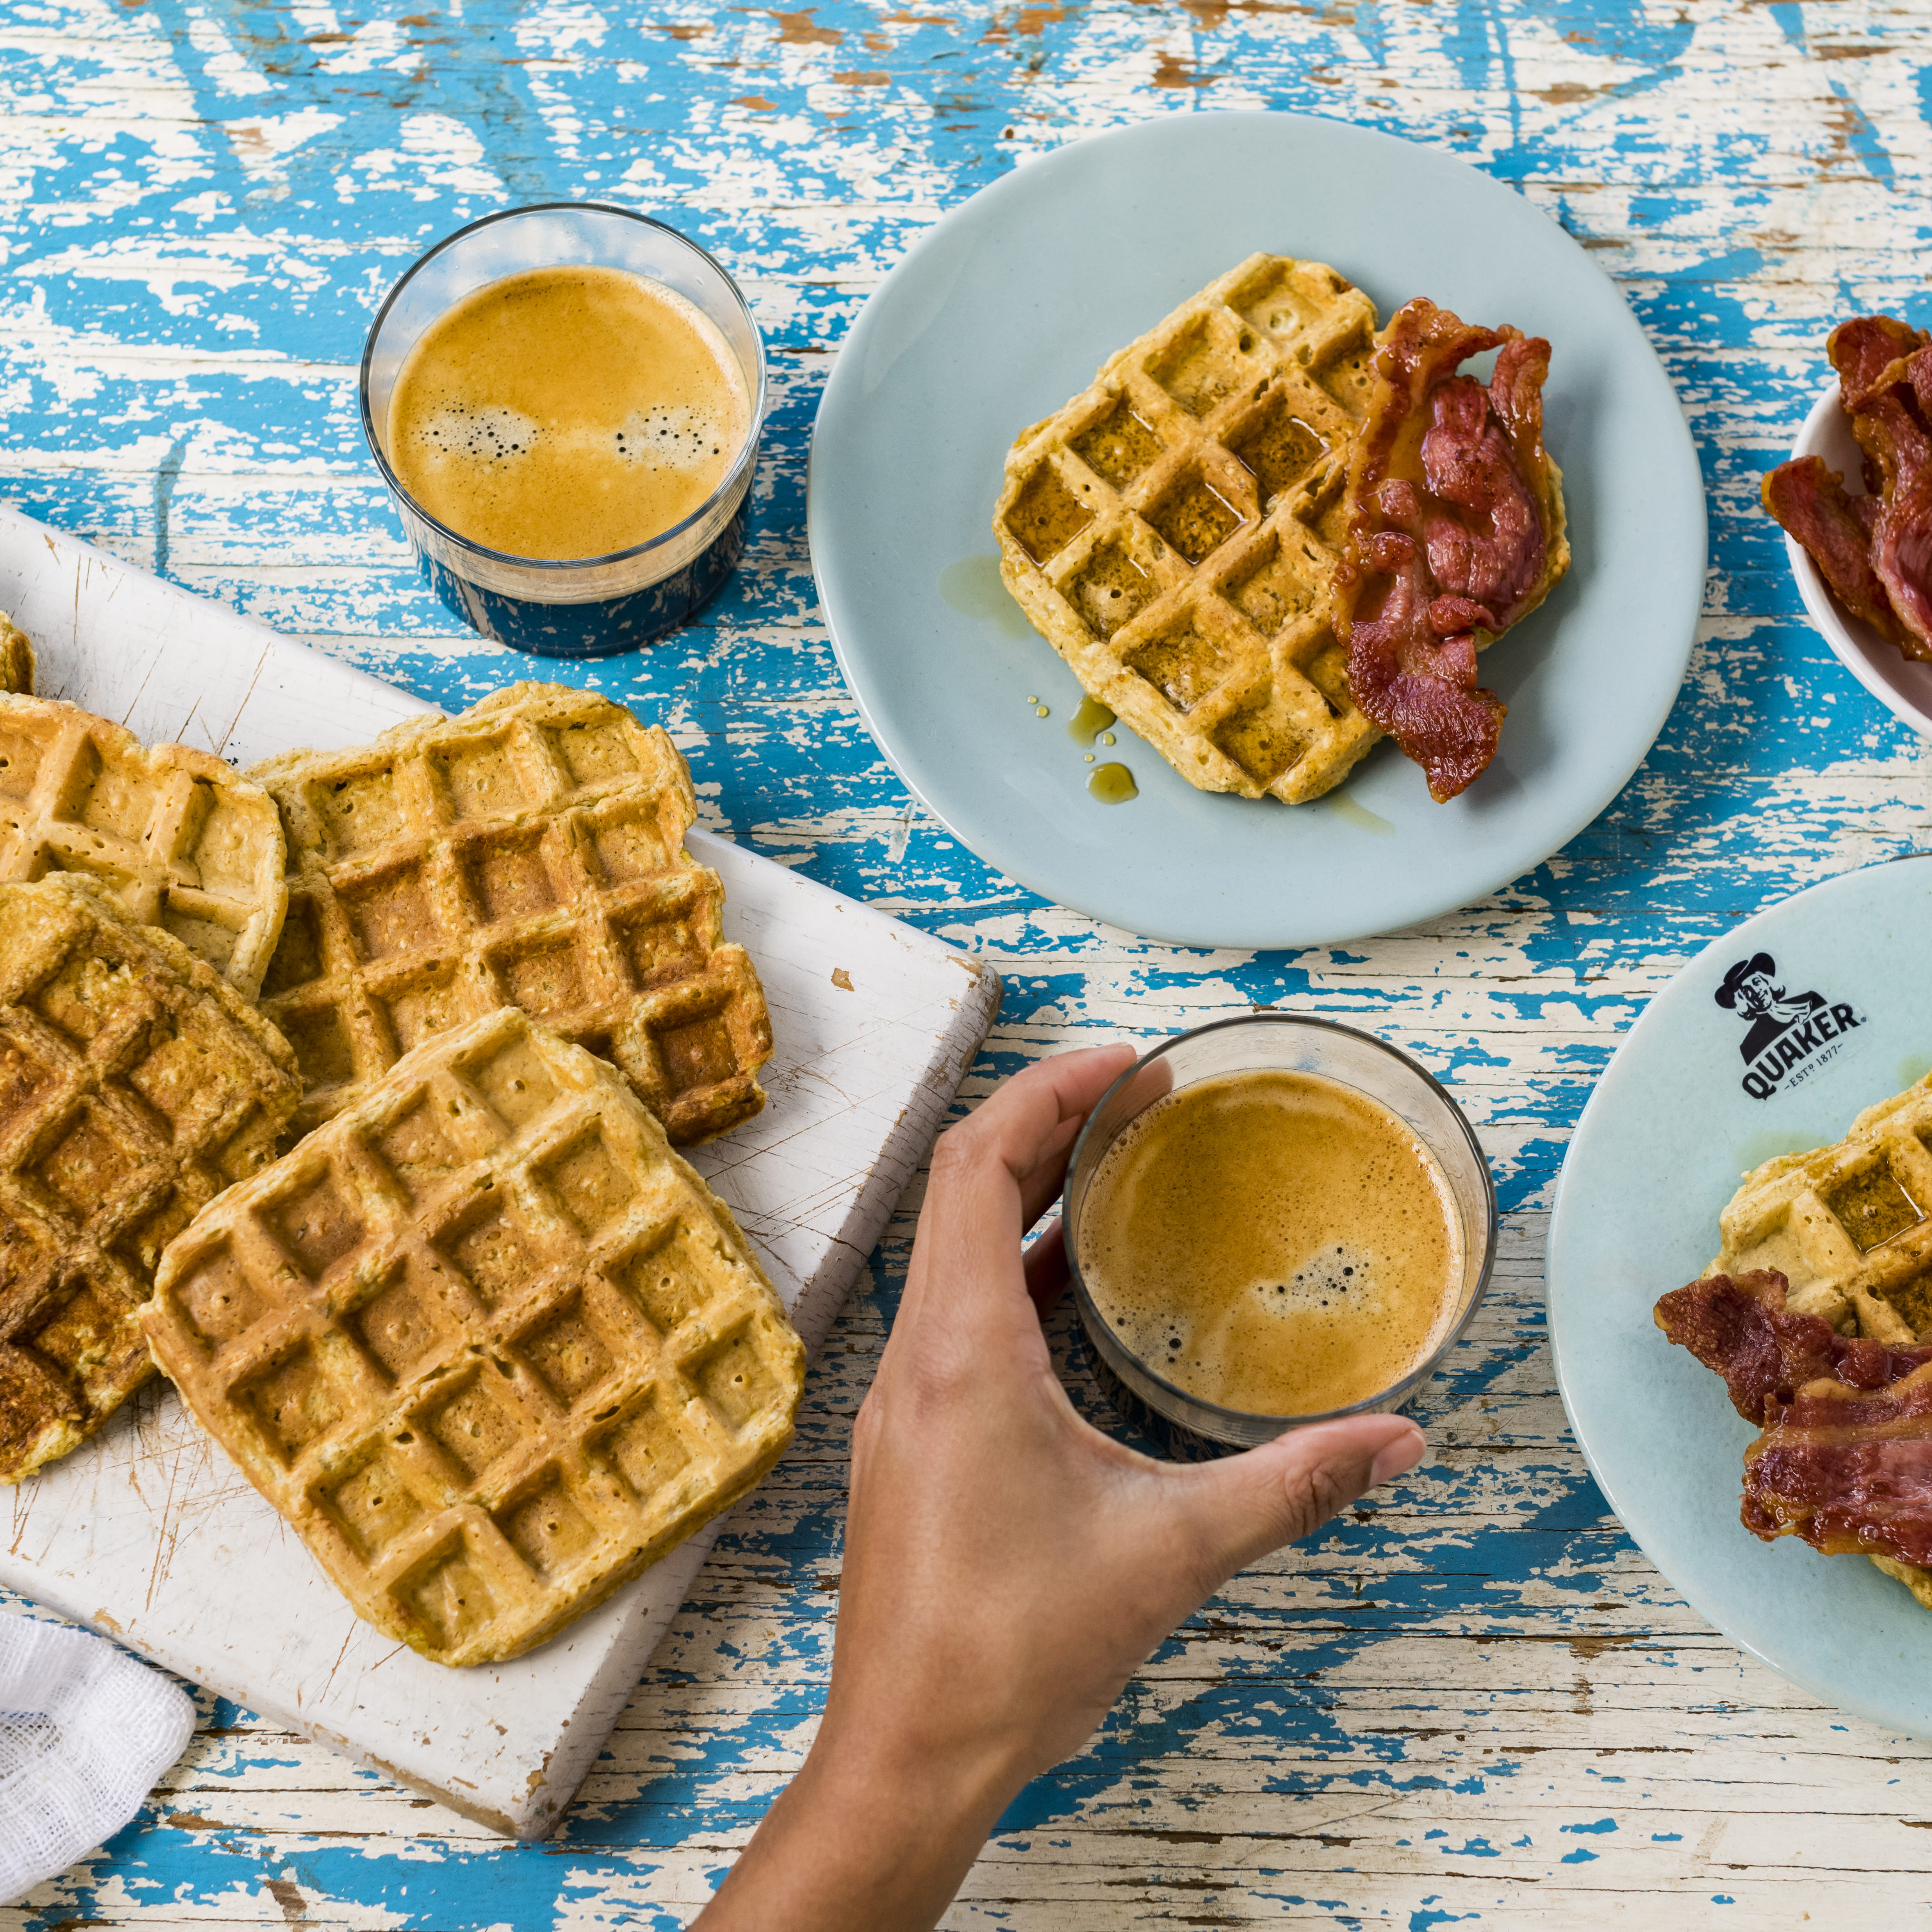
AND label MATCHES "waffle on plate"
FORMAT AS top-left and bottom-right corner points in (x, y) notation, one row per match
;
(248, 683), (772, 1146)
(0, 876), (300, 1483)
(1664, 1073), (1932, 1610)
(141, 1008), (804, 1667)
(993, 253), (1384, 804)
(1712, 1074), (1932, 1344)
(0, 694), (289, 996)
